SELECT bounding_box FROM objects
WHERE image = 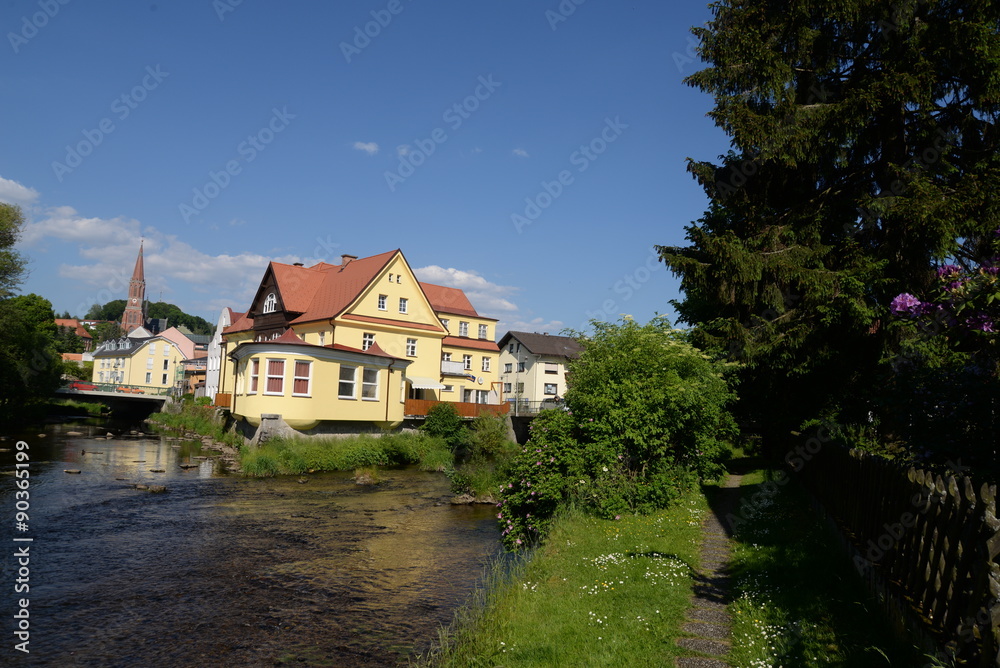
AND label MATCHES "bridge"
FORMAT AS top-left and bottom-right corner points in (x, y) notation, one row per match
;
(55, 386), (171, 407)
